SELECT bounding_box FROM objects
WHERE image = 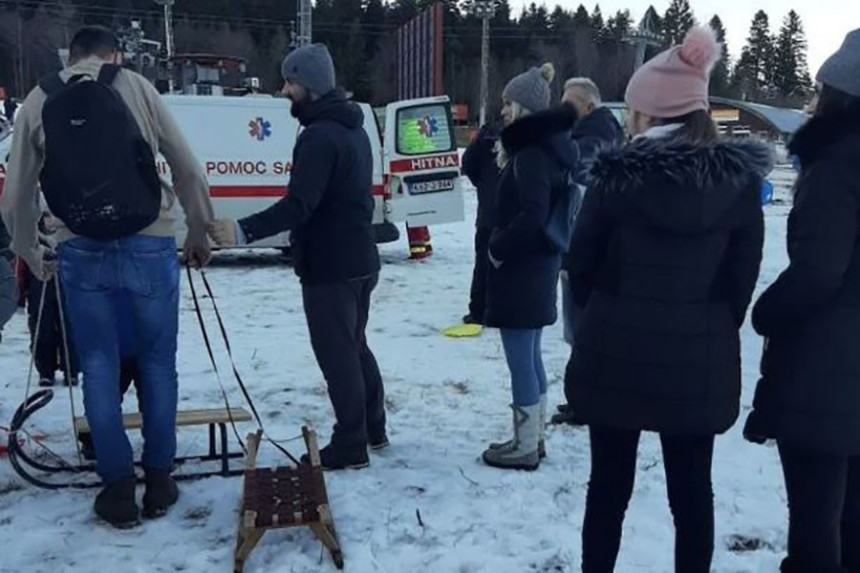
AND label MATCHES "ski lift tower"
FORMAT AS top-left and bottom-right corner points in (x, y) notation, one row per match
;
(625, 6), (664, 71)
(297, 0), (312, 47)
(469, 1), (496, 128)
(155, 0), (176, 92)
